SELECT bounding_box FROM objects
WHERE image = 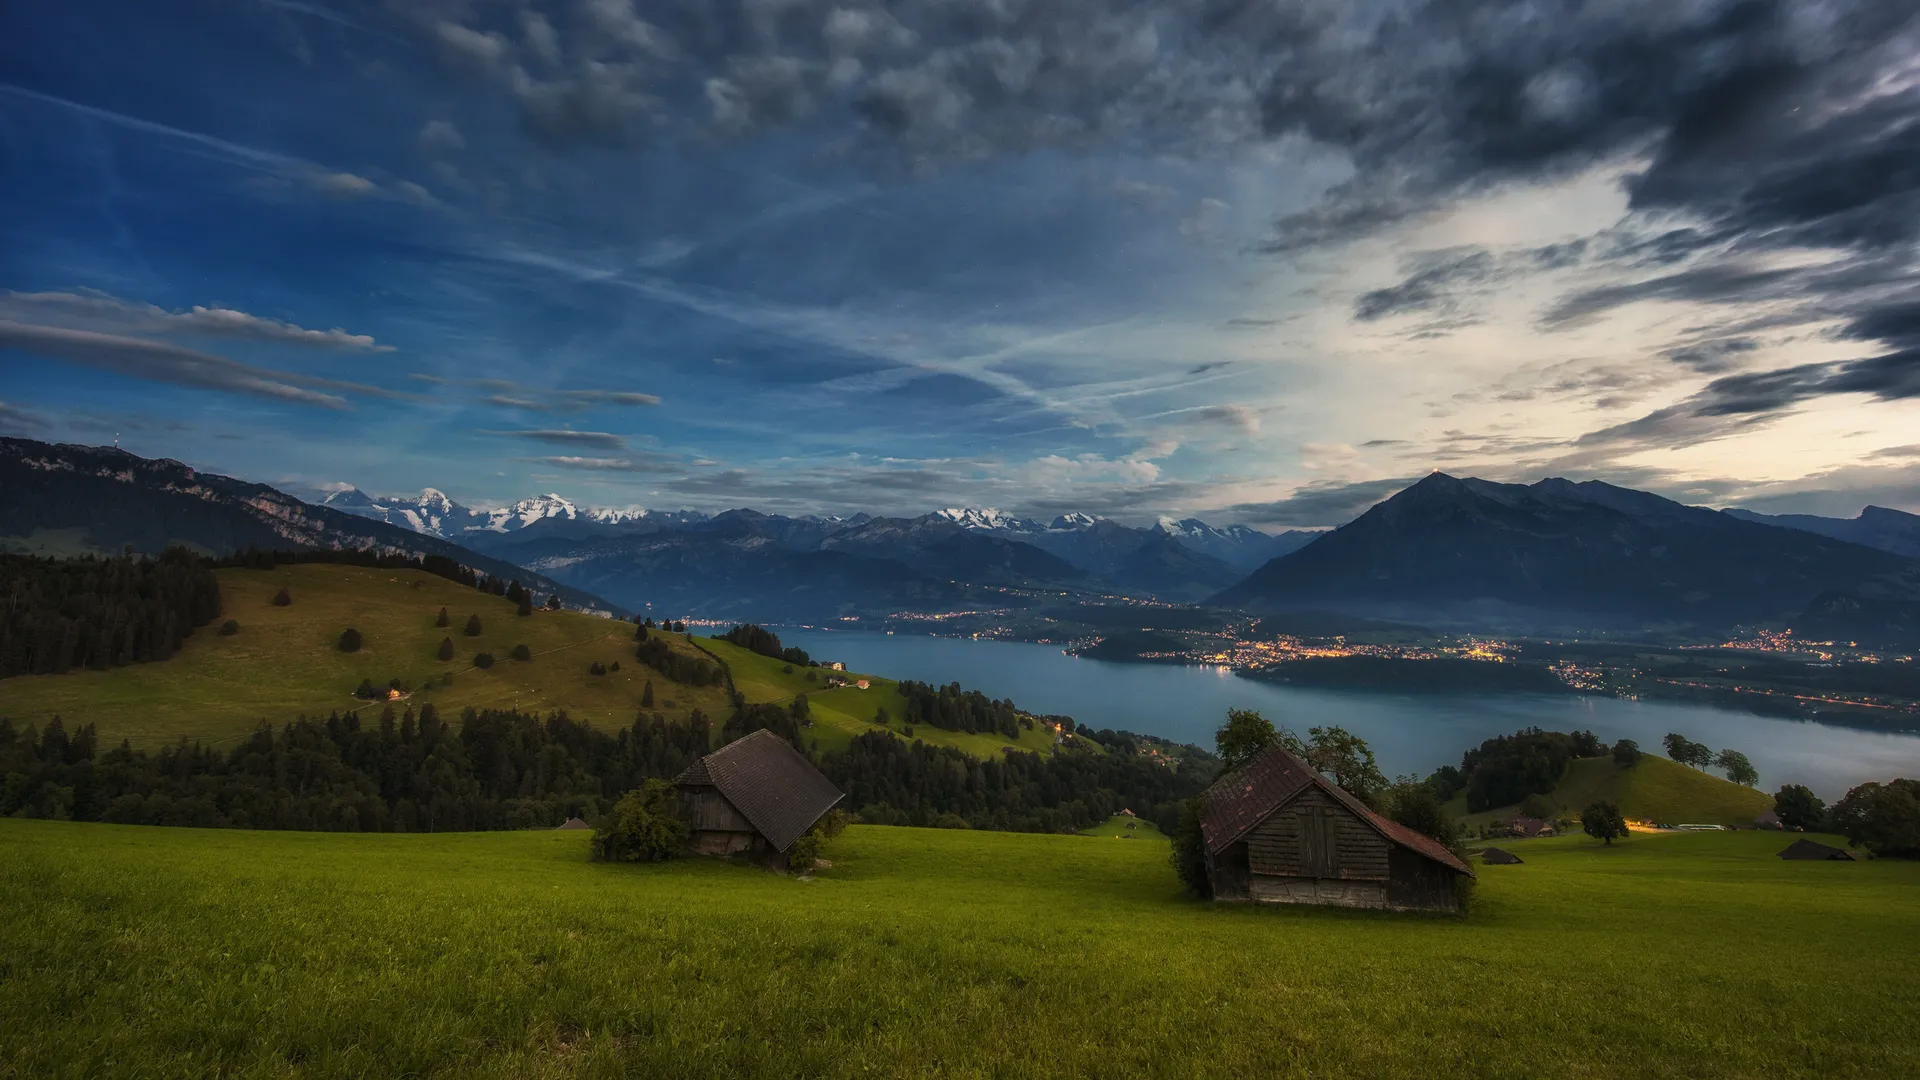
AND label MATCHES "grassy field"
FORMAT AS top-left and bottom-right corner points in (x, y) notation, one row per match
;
(1079, 812), (1165, 840)
(0, 564), (734, 748)
(2, 820), (1915, 1078)
(702, 636), (1062, 759)
(1449, 754), (1775, 829)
